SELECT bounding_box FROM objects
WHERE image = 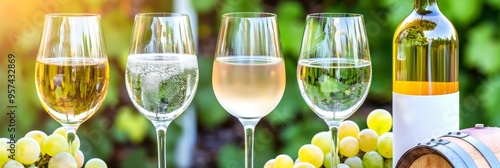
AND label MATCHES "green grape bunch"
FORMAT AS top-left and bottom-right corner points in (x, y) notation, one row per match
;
(0, 128), (107, 168)
(264, 109), (393, 168)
